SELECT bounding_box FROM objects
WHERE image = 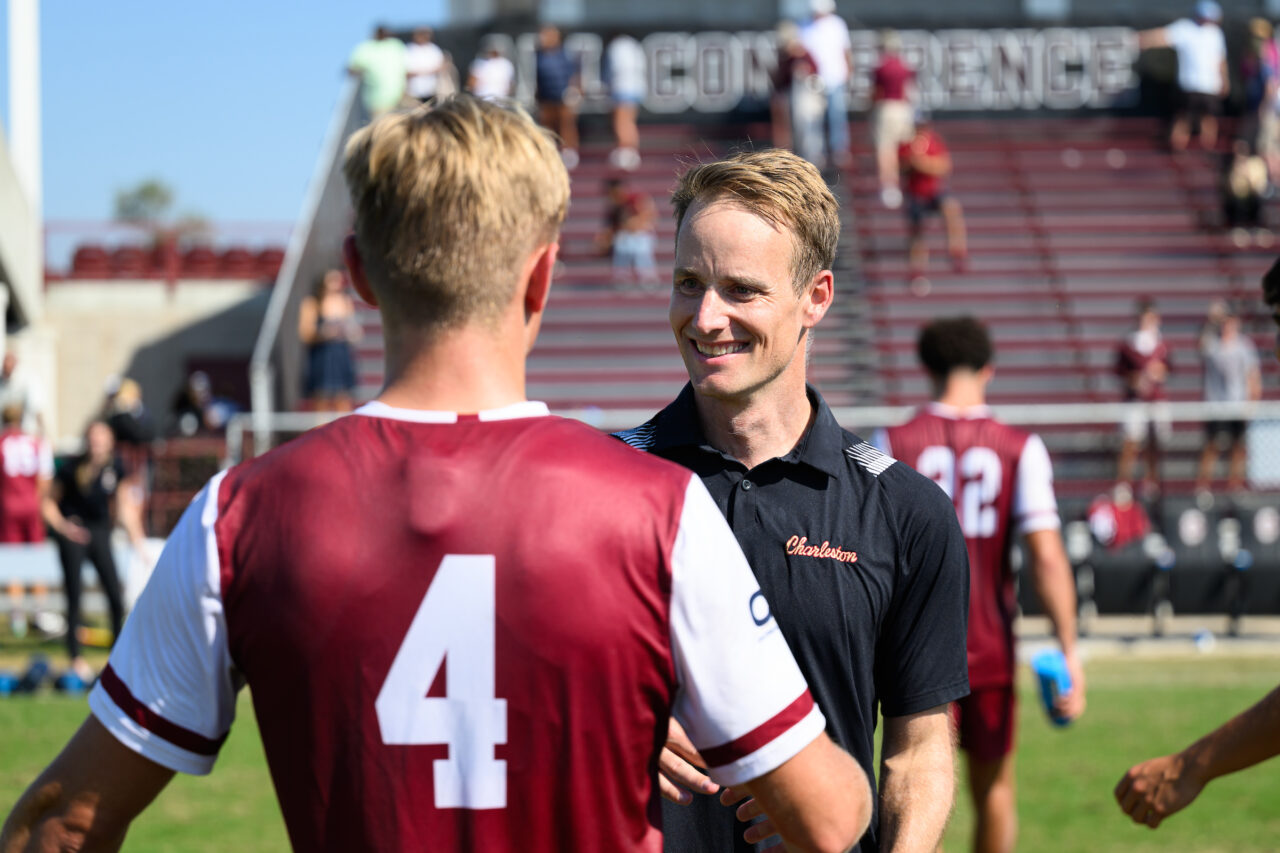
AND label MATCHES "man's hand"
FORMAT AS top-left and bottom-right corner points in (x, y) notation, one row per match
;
(59, 521), (91, 545)
(1114, 752), (1205, 828)
(658, 717), (719, 804)
(1056, 651), (1087, 721)
(719, 786), (779, 846)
